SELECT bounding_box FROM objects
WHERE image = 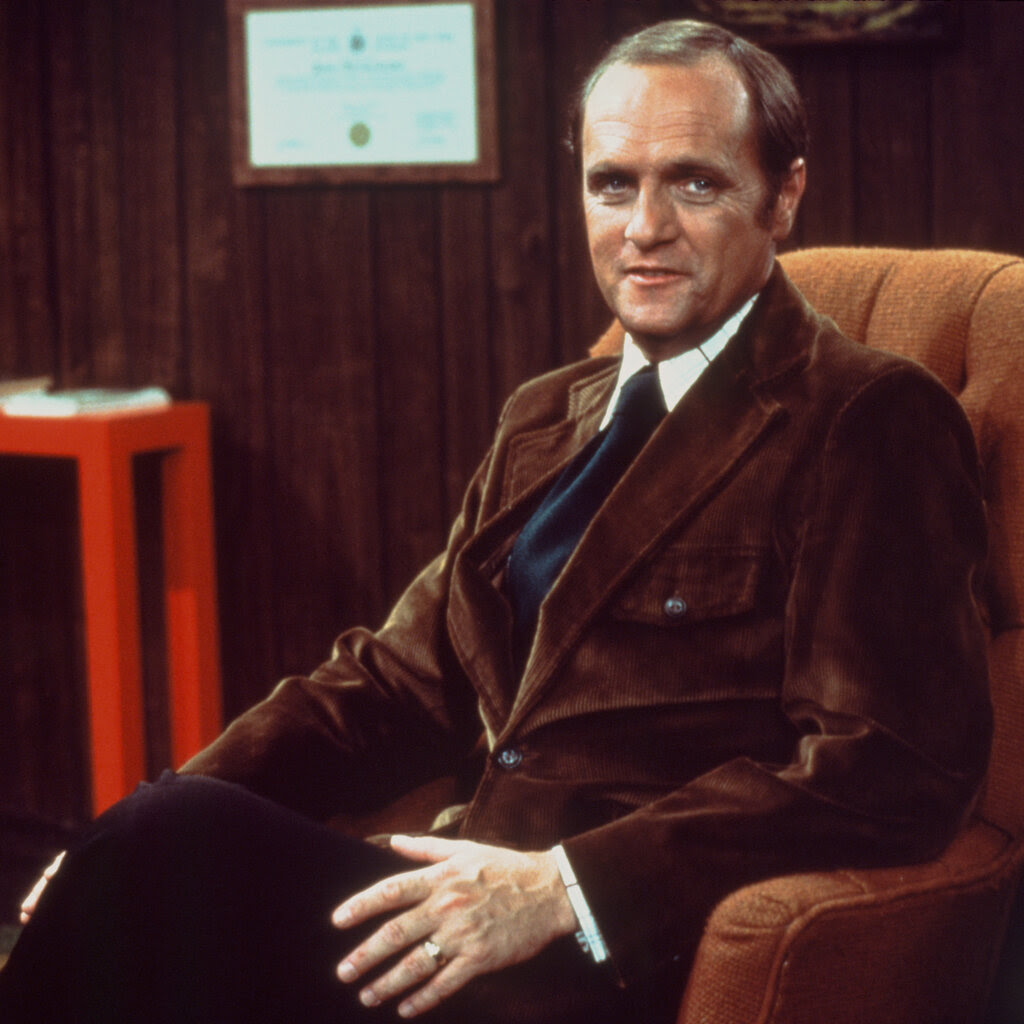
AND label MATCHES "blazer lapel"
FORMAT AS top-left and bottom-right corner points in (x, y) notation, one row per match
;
(501, 367), (616, 504)
(446, 365), (618, 730)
